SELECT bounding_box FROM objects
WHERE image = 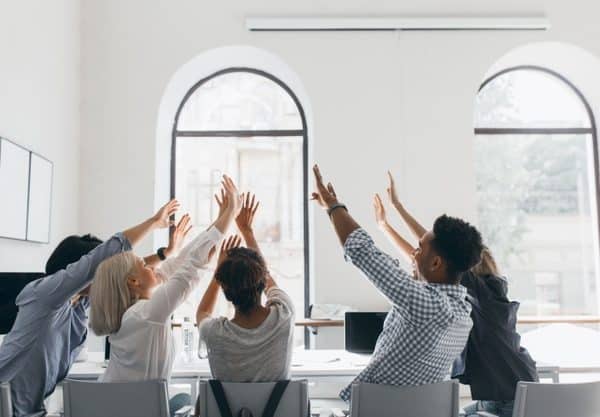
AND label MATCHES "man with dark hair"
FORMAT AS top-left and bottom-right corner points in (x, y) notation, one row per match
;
(311, 165), (482, 402)
(0, 200), (180, 417)
(44, 234), (104, 275)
